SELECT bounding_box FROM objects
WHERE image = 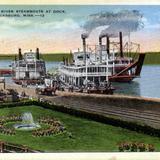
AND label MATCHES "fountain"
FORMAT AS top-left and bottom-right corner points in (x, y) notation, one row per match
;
(14, 112), (41, 130)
